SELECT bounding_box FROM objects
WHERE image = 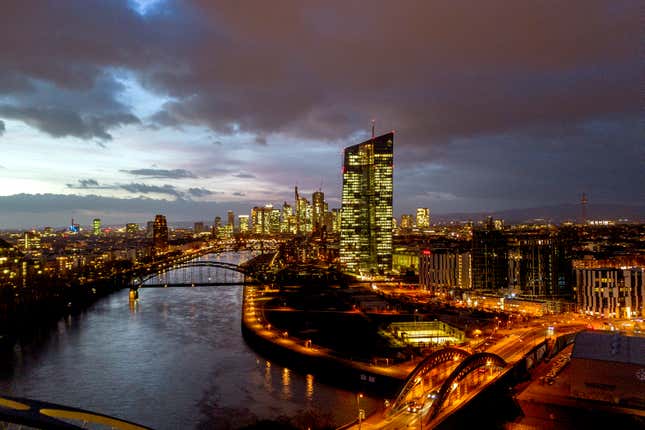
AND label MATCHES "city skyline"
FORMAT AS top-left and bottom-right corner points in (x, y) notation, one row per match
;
(1, 1), (642, 229)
